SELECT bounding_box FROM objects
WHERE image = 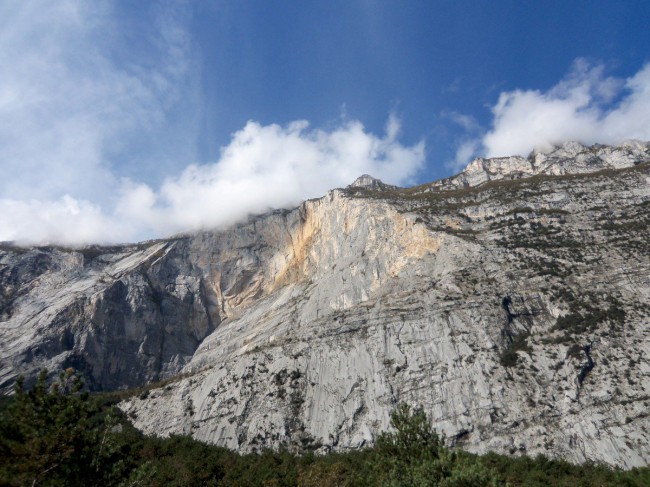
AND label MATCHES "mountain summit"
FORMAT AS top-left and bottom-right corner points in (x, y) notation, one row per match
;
(348, 174), (392, 190)
(1, 141), (650, 468)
